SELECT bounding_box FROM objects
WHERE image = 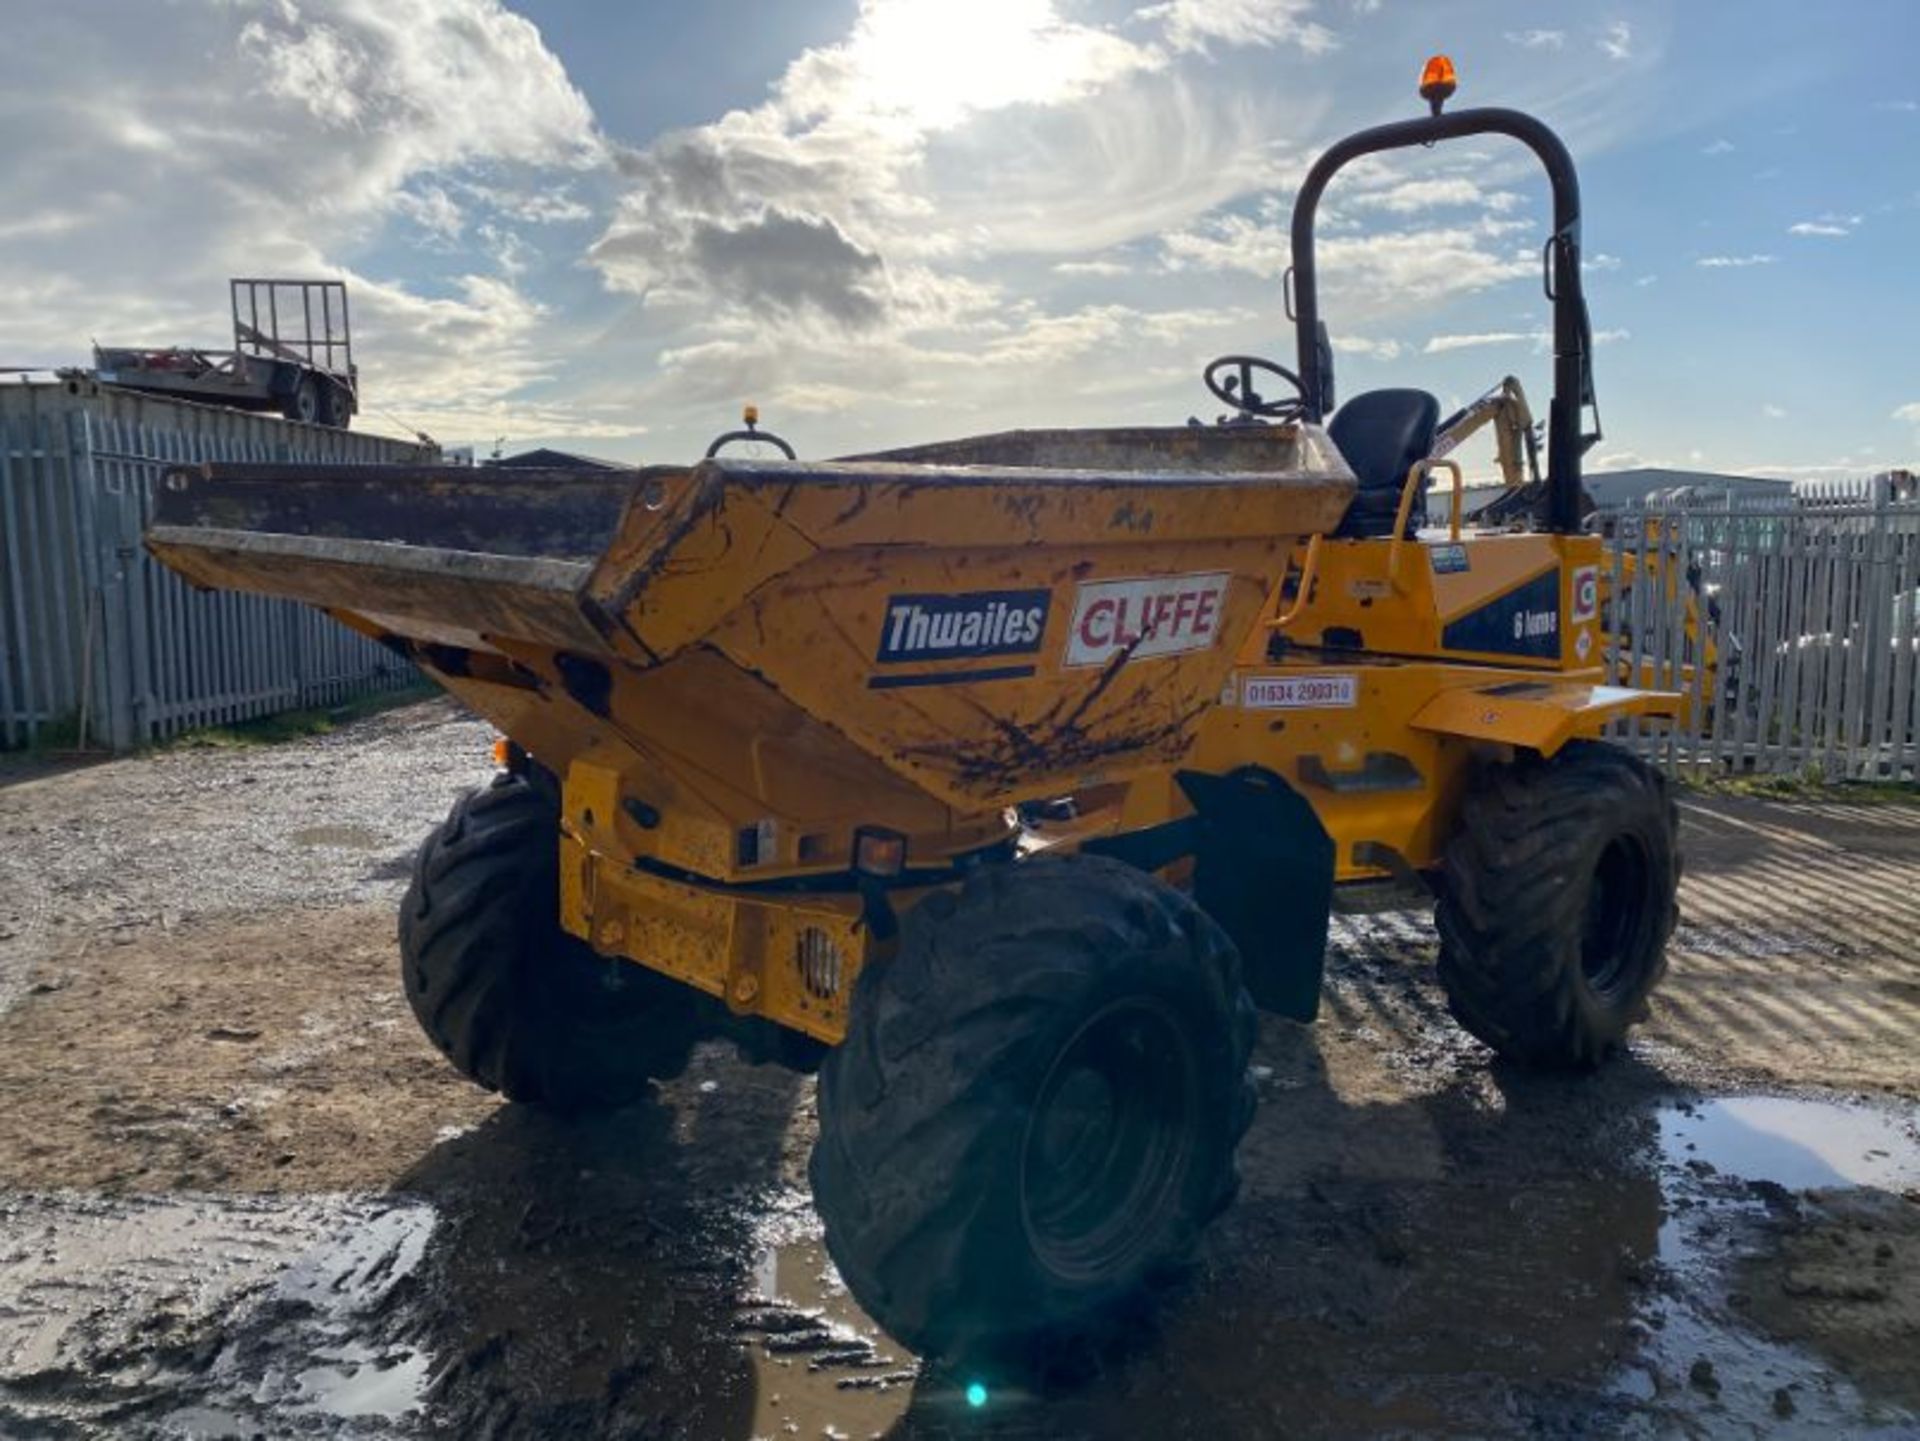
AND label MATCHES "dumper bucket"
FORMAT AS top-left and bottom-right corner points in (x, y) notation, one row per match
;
(149, 425), (1354, 813)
